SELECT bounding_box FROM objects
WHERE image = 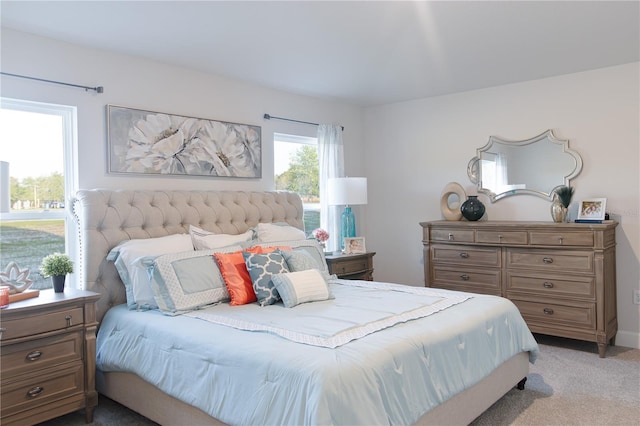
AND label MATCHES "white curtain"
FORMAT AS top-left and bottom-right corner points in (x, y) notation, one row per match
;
(317, 124), (344, 253)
